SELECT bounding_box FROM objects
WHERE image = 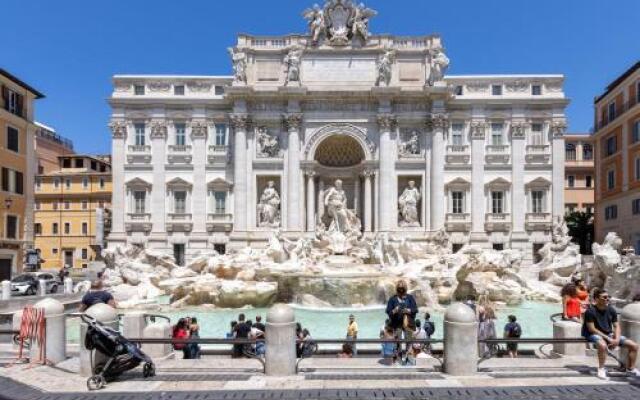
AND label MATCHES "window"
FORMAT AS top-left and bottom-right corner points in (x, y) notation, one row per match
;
(584, 204), (594, 214)
(53, 178), (59, 188)
(565, 204), (577, 213)
(134, 85), (145, 95)
(90, 160), (97, 170)
(5, 215), (17, 239)
(53, 201), (58, 210)
(34, 201), (40, 210)
(134, 191), (146, 213)
(490, 123), (503, 146)
(52, 223), (58, 235)
(531, 190), (544, 213)
(82, 222), (88, 235)
(633, 120), (640, 143)
(632, 199), (640, 215)
(52, 248), (58, 255)
(81, 248), (88, 260)
(81, 200), (88, 210)
(214, 191), (226, 214)
(215, 124), (227, 146)
(99, 178), (105, 189)
(586, 175), (592, 188)
(75, 158), (84, 168)
(62, 158), (71, 168)
(635, 157), (640, 181)
(607, 169), (615, 190)
(491, 191), (504, 214)
(452, 243), (463, 253)
(492, 243), (504, 251)
(531, 85), (542, 95)
(98, 200), (104, 209)
(174, 191), (186, 214)
(175, 123), (186, 146)
(3, 88), (23, 116)
(605, 205), (618, 220)
(454, 85), (463, 95)
(567, 175), (575, 188)
(491, 85), (502, 96)
(565, 143), (576, 160)
(530, 123), (544, 145)
(64, 223), (70, 234)
(452, 191), (464, 214)
(134, 123), (145, 146)
(451, 123), (464, 146)
(174, 85), (185, 95)
(608, 102), (616, 121)
(7, 126), (19, 152)
(38, 165), (43, 174)
(583, 144), (593, 160)
(606, 136), (617, 156)
(64, 200), (70, 210)
(214, 86), (224, 95)
(34, 223), (42, 235)
(65, 178), (71, 189)
(82, 177), (88, 188)
(1, 168), (23, 194)
(82, 263), (88, 269)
